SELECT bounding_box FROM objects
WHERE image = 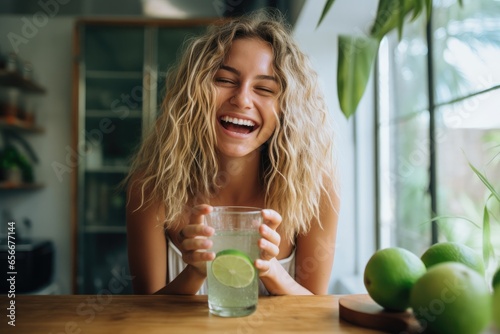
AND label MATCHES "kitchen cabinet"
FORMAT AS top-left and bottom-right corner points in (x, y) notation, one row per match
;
(72, 18), (213, 293)
(0, 68), (46, 190)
